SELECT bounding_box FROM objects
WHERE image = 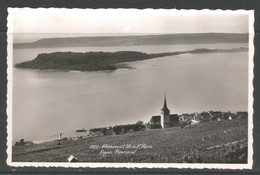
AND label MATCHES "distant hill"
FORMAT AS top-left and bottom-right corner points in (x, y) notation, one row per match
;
(13, 33), (248, 49)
